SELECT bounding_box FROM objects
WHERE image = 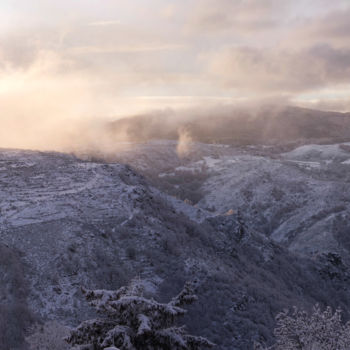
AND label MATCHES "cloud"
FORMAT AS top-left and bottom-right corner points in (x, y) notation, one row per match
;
(0, 47), (132, 152)
(68, 44), (185, 55)
(205, 45), (350, 95)
(1, 0), (350, 154)
(0, 35), (39, 70)
(187, 0), (289, 34)
(88, 20), (121, 27)
(286, 8), (350, 49)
